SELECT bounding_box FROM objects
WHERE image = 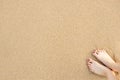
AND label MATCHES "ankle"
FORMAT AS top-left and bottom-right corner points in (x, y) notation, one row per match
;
(106, 71), (116, 80)
(109, 63), (120, 72)
(114, 63), (120, 73)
